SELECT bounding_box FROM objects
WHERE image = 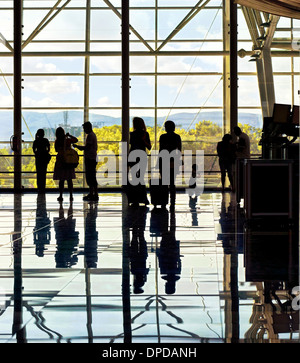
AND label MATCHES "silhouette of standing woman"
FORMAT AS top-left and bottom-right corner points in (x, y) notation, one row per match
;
(53, 127), (78, 202)
(159, 120), (182, 208)
(32, 129), (51, 193)
(128, 117), (151, 205)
